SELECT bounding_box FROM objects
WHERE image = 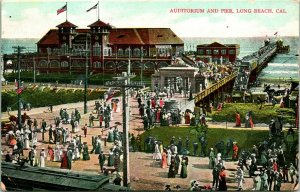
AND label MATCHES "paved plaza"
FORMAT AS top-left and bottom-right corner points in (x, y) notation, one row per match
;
(1, 92), (297, 191)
